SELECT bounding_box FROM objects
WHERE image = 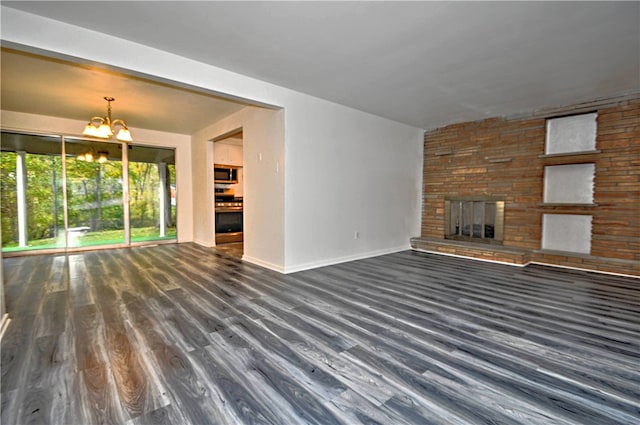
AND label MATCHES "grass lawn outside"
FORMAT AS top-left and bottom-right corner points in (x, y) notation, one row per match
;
(2, 226), (177, 252)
